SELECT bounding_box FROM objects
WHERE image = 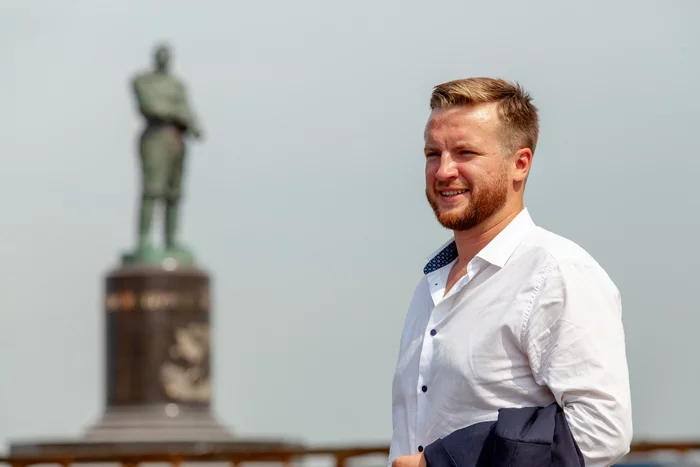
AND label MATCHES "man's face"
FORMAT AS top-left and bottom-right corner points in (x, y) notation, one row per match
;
(424, 103), (513, 231)
(155, 47), (171, 72)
